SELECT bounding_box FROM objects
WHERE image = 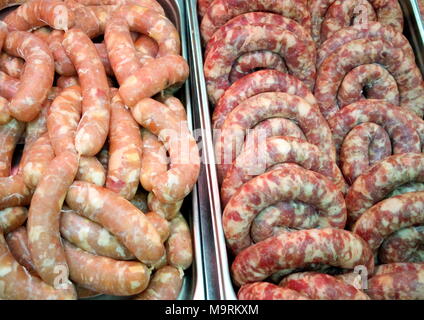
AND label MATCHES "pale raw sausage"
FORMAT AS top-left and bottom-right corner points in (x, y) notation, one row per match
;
(4, 31), (54, 122)
(66, 181), (164, 265)
(60, 208), (134, 260)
